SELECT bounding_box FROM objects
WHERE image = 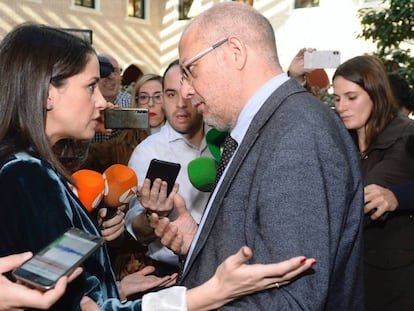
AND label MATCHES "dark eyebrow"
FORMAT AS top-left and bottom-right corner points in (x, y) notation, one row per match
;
(164, 88), (177, 93)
